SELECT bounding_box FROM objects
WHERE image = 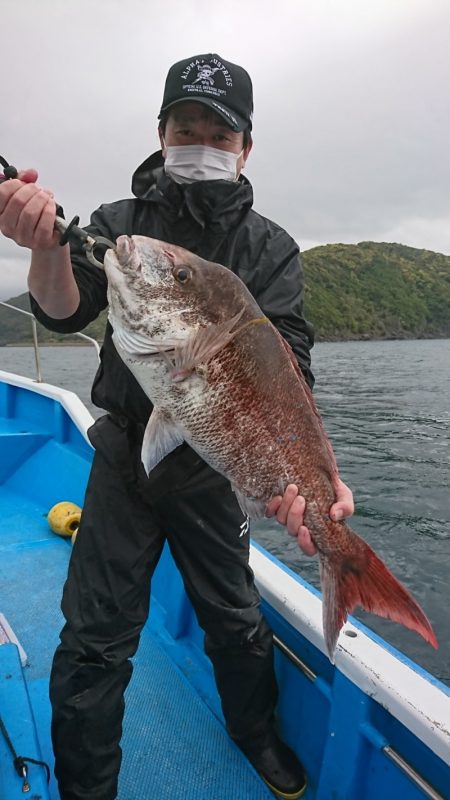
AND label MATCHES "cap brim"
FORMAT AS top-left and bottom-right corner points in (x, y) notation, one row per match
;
(158, 97), (249, 132)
